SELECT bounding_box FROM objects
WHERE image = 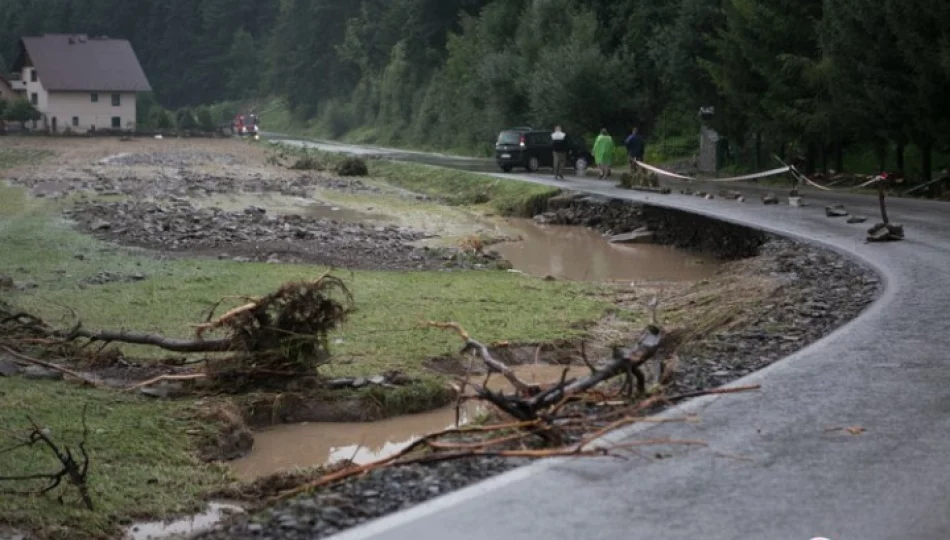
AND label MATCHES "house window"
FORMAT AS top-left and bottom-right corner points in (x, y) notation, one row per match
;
(30, 70), (37, 82)
(72, 116), (79, 127)
(111, 93), (120, 107)
(30, 92), (37, 105)
(91, 93), (98, 103)
(111, 116), (121, 129)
